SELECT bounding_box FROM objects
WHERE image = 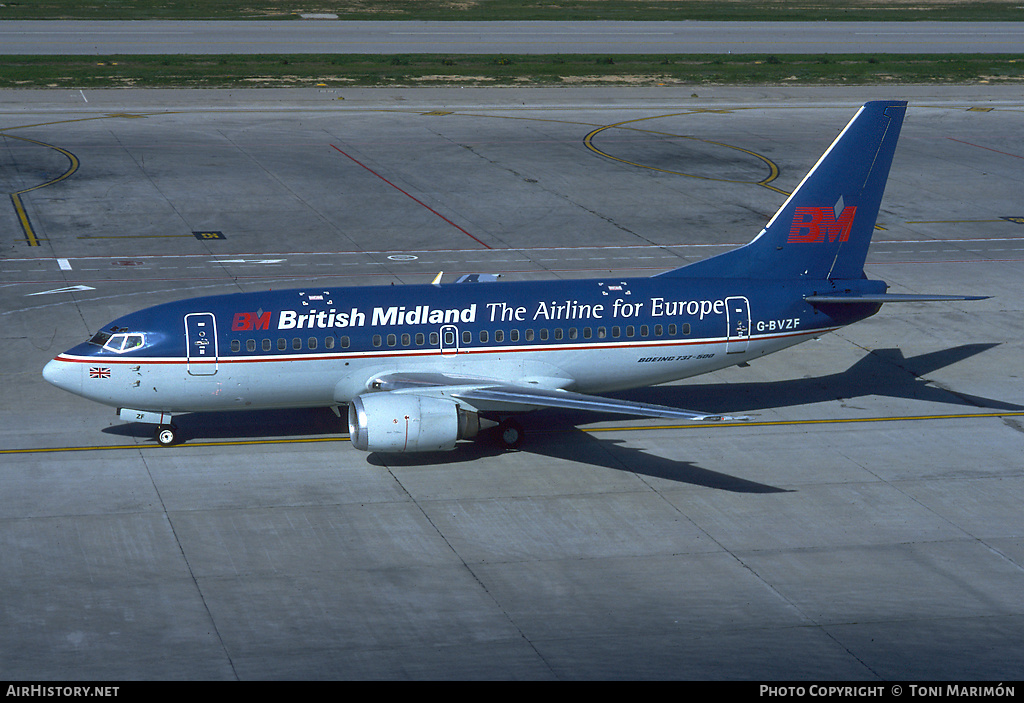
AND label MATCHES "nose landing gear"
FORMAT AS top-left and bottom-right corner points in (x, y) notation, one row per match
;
(155, 424), (179, 447)
(117, 408), (179, 446)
